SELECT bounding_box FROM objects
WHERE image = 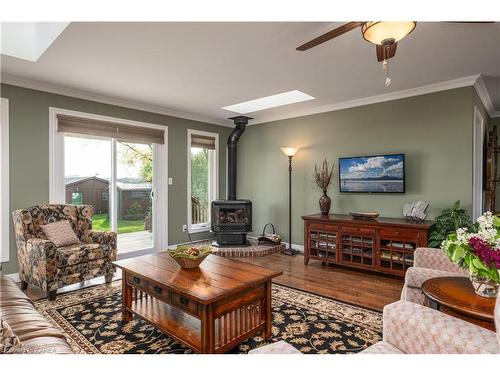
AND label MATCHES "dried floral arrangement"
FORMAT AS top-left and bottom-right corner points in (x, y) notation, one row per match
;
(314, 159), (334, 193)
